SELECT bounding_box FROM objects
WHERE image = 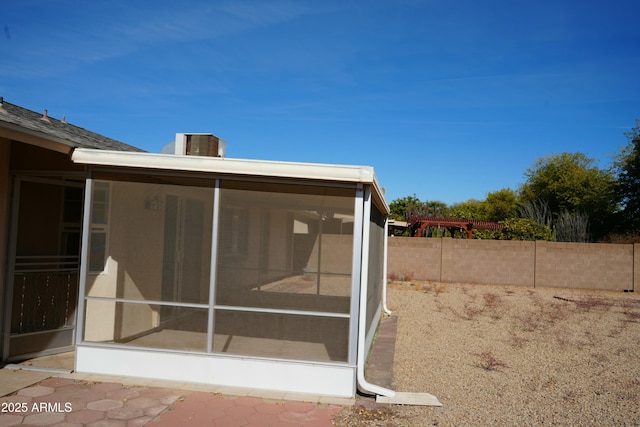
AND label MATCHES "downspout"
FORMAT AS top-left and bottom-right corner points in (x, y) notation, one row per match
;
(356, 186), (395, 398)
(382, 217), (392, 315)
